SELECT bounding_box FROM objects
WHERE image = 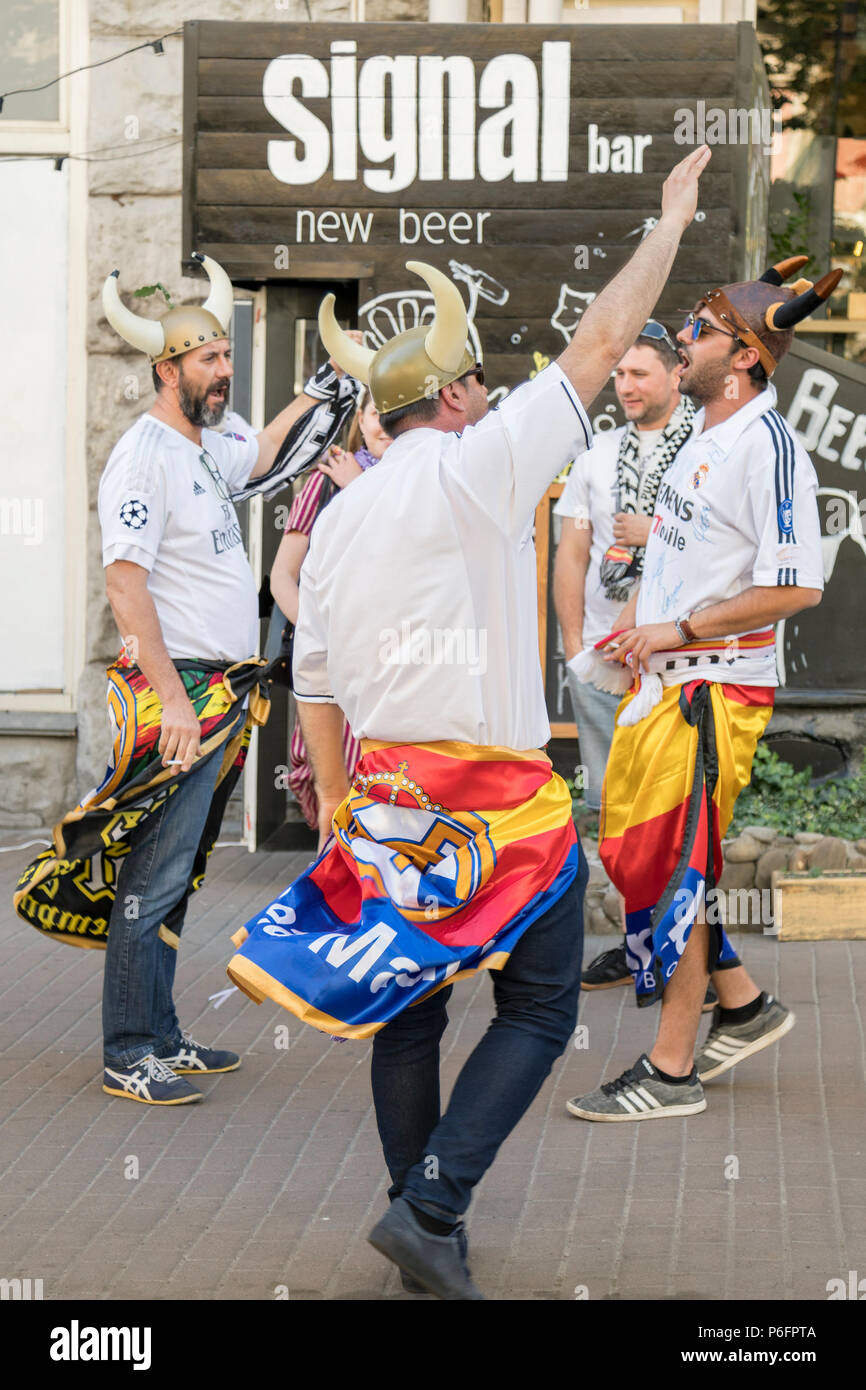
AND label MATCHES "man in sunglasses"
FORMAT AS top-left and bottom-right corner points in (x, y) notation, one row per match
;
(553, 320), (696, 991)
(567, 259), (836, 1123)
